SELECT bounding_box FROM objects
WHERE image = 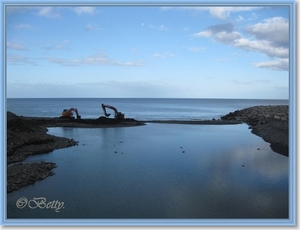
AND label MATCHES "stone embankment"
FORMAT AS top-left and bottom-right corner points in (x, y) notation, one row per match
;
(221, 105), (289, 156)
